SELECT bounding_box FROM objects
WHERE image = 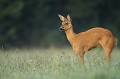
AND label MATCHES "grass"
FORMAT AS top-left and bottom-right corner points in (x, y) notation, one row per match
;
(0, 47), (120, 79)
